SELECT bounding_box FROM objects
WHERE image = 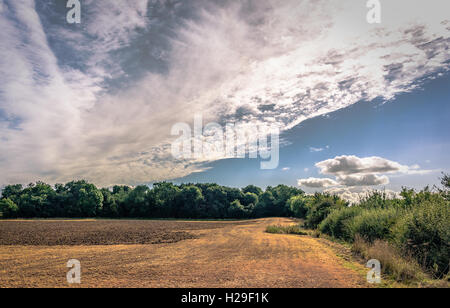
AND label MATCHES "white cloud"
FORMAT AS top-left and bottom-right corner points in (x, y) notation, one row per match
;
(310, 147), (325, 153)
(337, 174), (390, 187)
(0, 0), (449, 186)
(299, 155), (431, 190)
(298, 177), (339, 188)
(316, 155), (413, 176)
